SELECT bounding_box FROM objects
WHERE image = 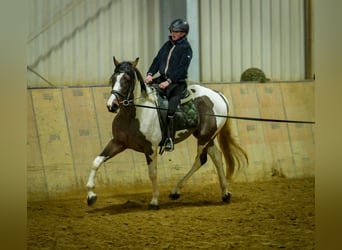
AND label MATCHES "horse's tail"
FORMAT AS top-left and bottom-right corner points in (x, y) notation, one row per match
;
(217, 119), (248, 180)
